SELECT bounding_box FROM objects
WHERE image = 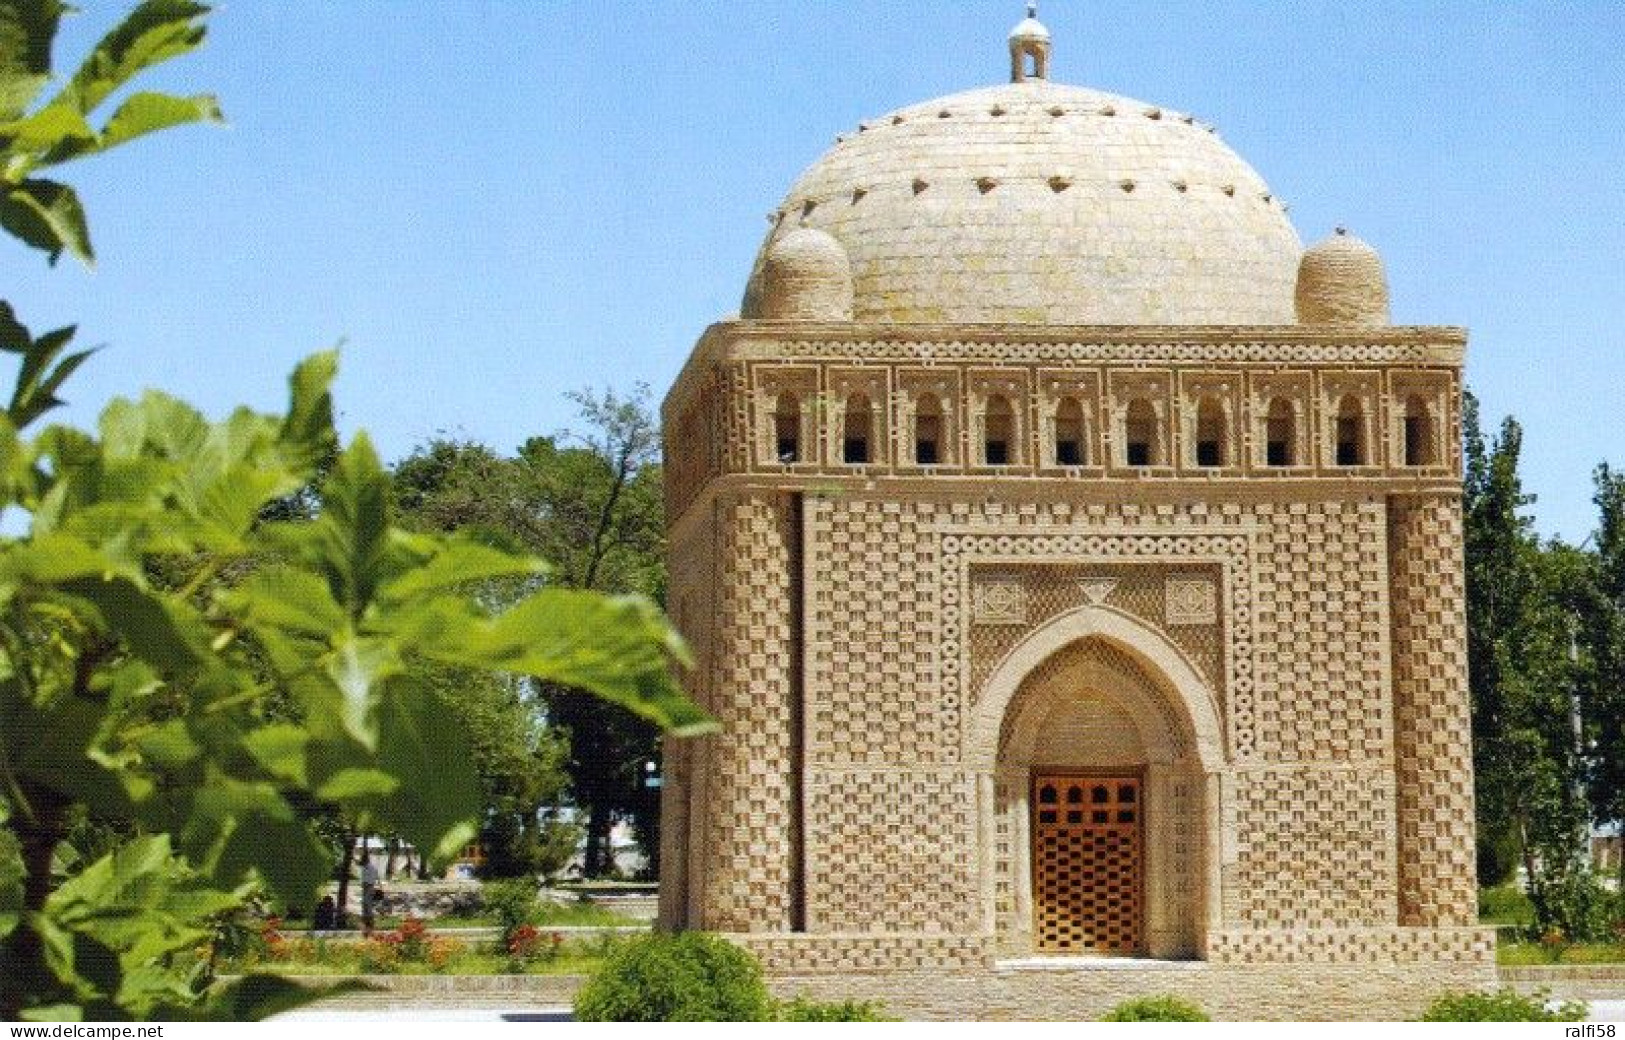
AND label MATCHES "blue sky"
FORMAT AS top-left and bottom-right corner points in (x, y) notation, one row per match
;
(5, 2), (1623, 540)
